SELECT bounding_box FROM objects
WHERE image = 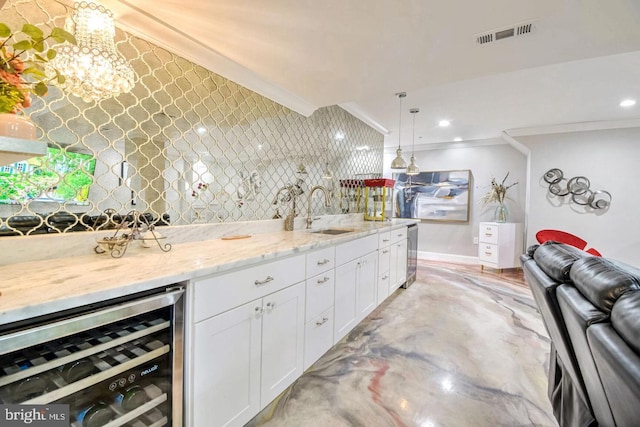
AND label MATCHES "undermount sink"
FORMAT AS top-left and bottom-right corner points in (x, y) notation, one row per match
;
(311, 228), (355, 235)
